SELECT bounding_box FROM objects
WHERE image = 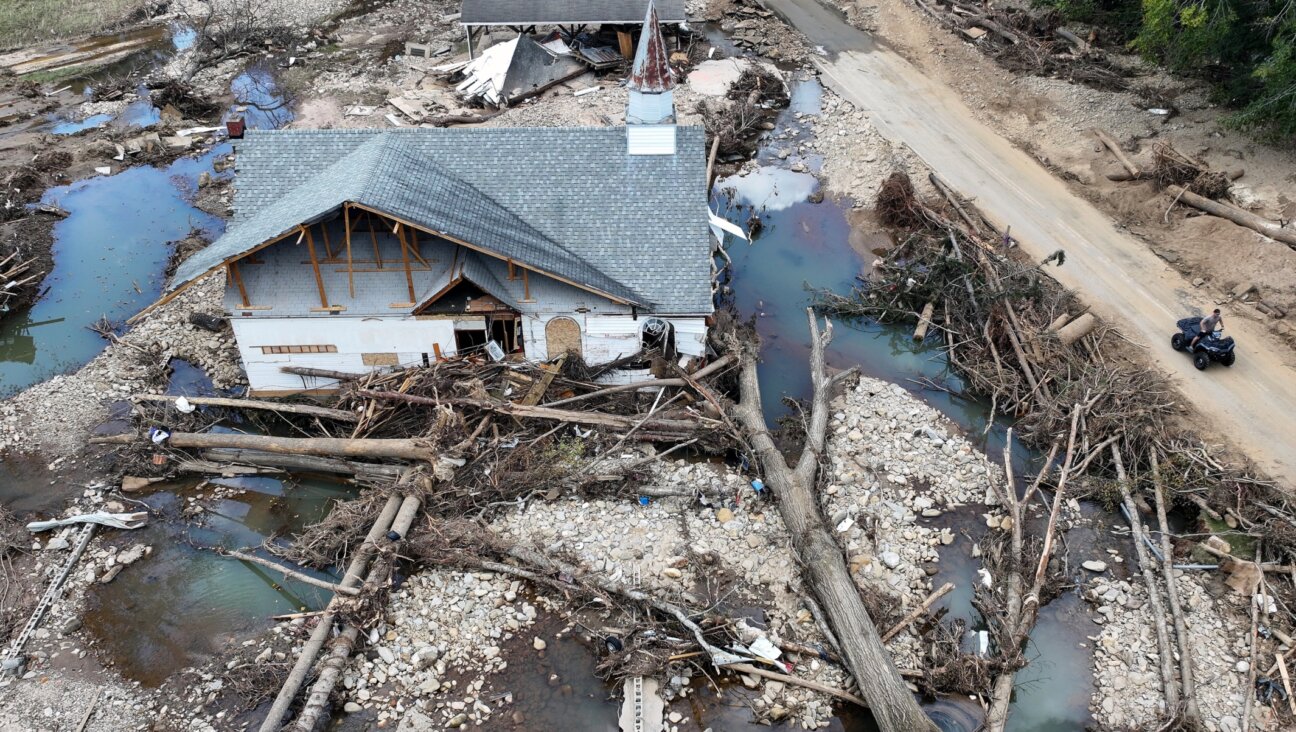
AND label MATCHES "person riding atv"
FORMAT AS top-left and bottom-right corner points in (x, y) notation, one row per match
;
(1172, 309), (1236, 370)
(1189, 308), (1223, 350)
